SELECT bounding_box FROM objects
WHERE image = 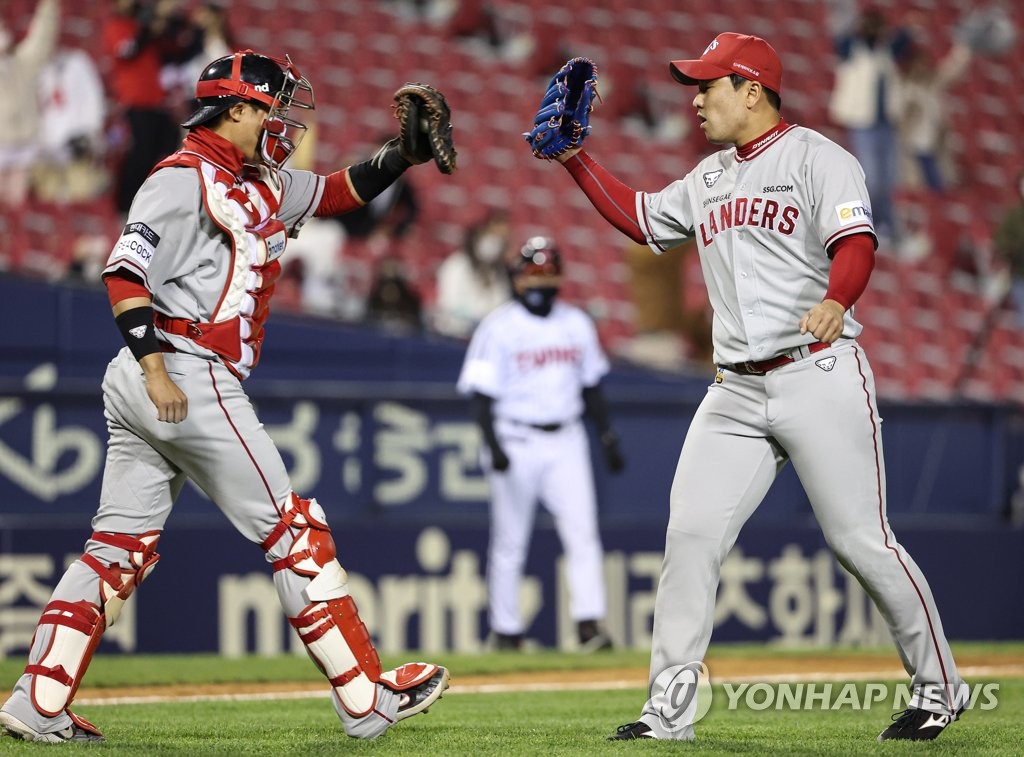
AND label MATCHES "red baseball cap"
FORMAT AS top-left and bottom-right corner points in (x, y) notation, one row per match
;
(669, 33), (783, 95)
